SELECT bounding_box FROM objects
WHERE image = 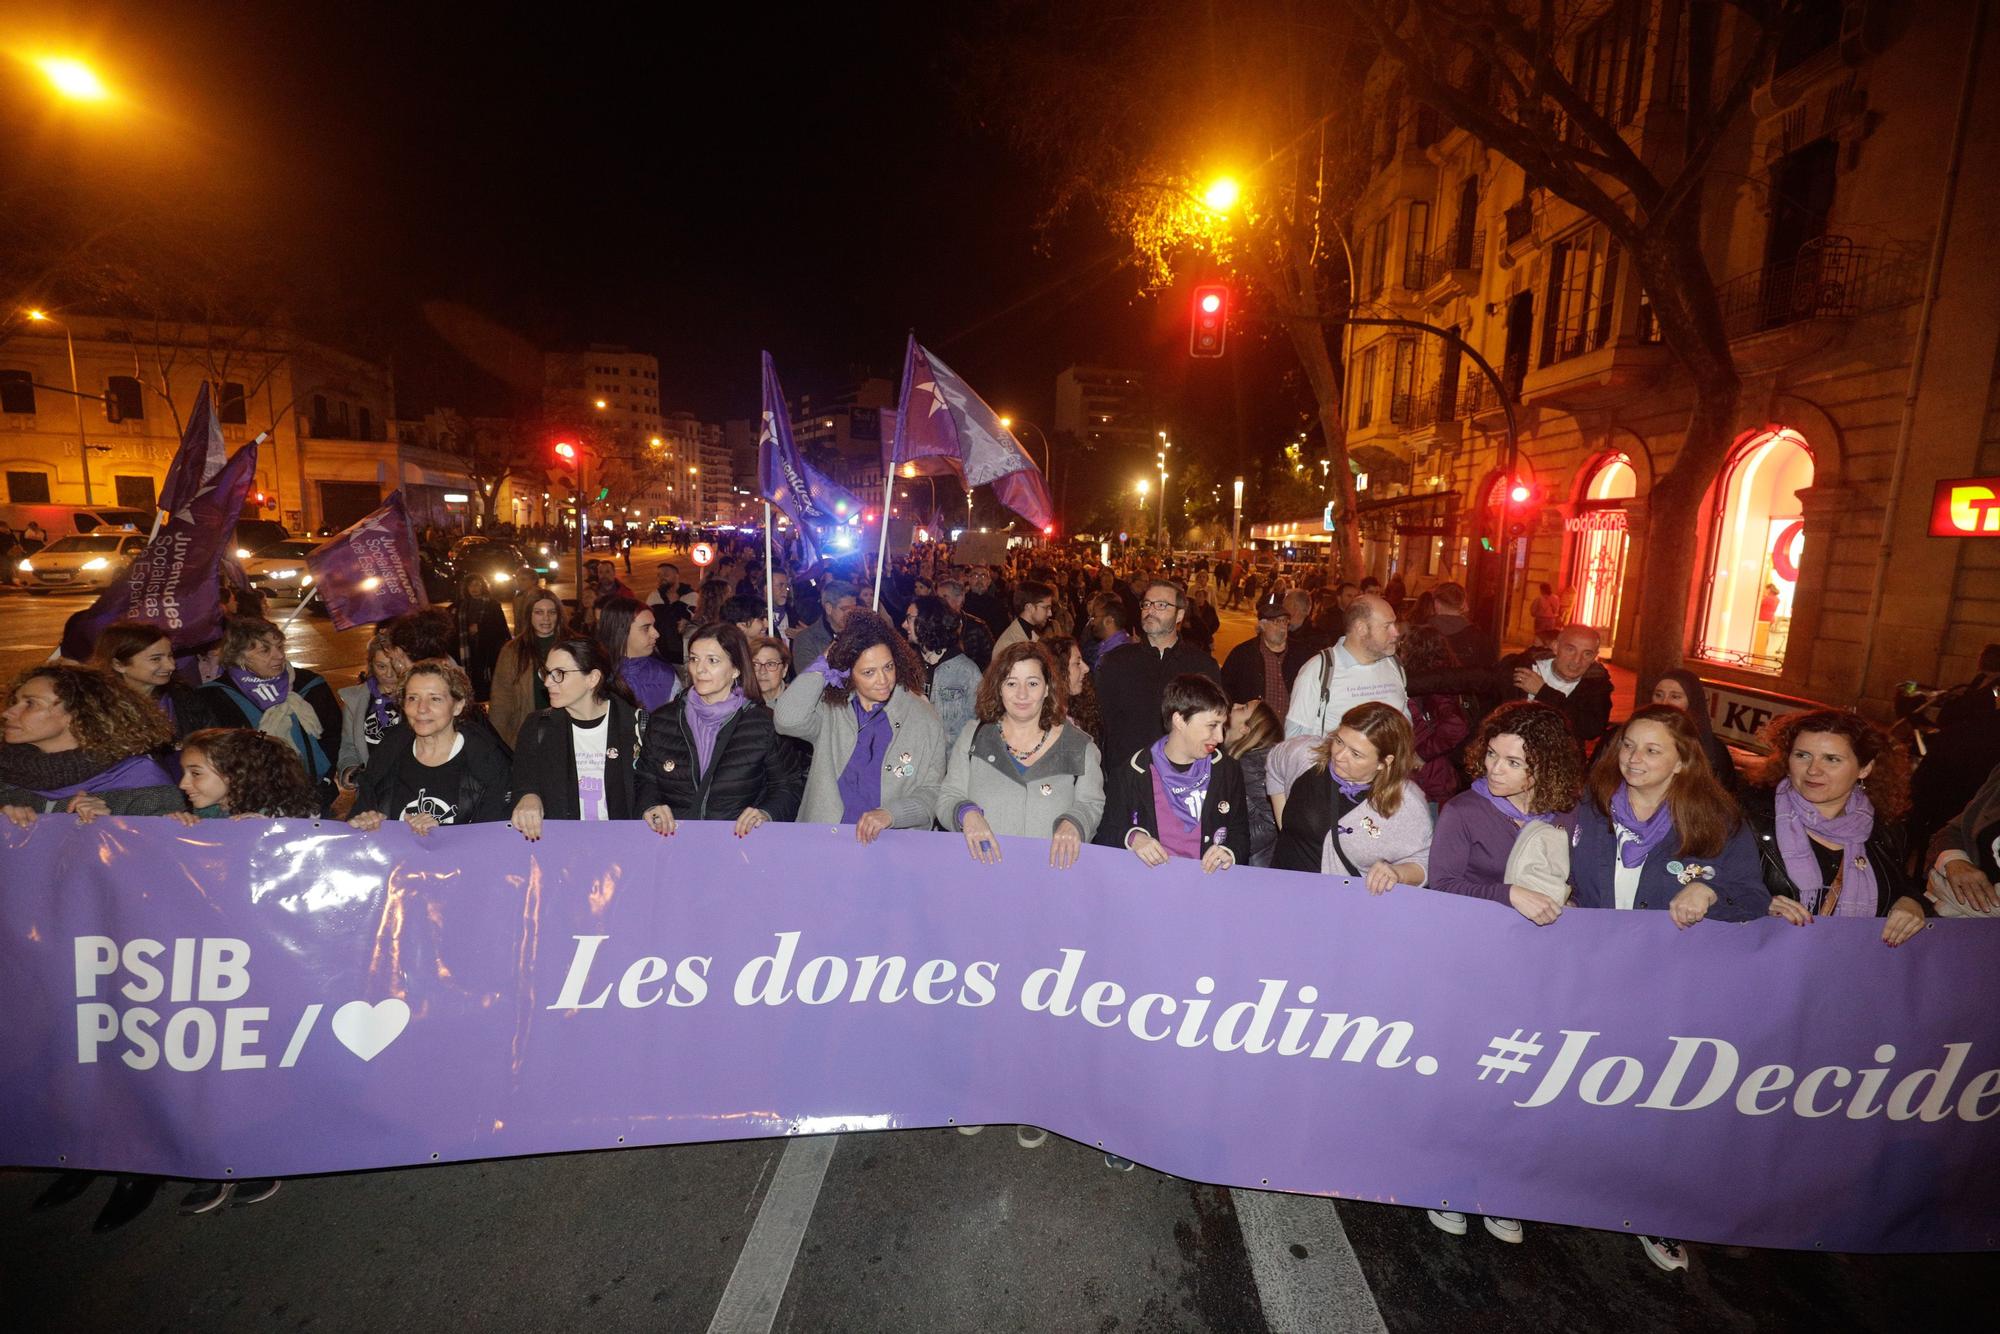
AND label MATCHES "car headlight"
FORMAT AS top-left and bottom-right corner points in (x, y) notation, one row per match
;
(17, 559), (32, 572)
(302, 574), (314, 586)
(235, 548), (251, 559)
(274, 568), (298, 579)
(81, 557), (110, 571)
(491, 570), (512, 583)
